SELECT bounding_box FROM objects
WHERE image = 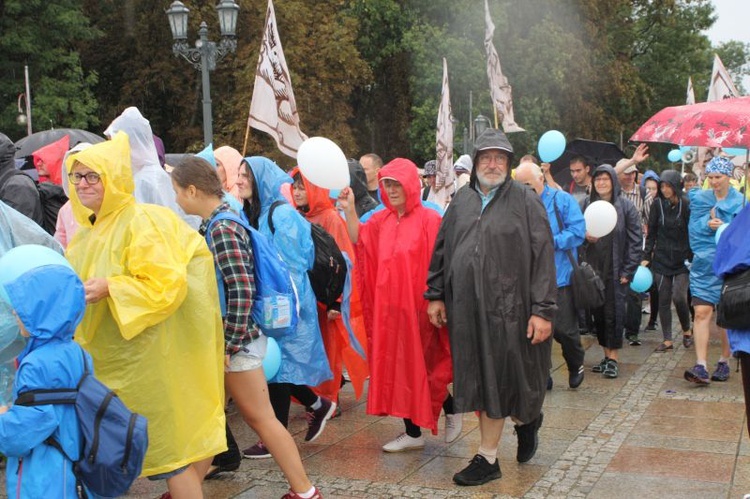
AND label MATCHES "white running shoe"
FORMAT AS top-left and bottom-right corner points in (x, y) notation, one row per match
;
(445, 413), (463, 443)
(382, 433), (425, 453)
